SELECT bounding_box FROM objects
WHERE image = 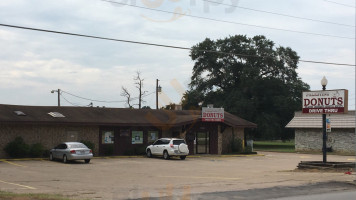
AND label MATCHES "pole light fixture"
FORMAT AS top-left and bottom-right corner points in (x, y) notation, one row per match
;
(321, 76), (328, 90)
(156, 79), (162, 109)
(51, 89), (61, 107)
(321, 76), (327, 163)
